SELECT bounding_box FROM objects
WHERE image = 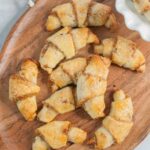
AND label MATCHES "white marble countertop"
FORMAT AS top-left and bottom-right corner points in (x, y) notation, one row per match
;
(0, 0), (149, 149)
